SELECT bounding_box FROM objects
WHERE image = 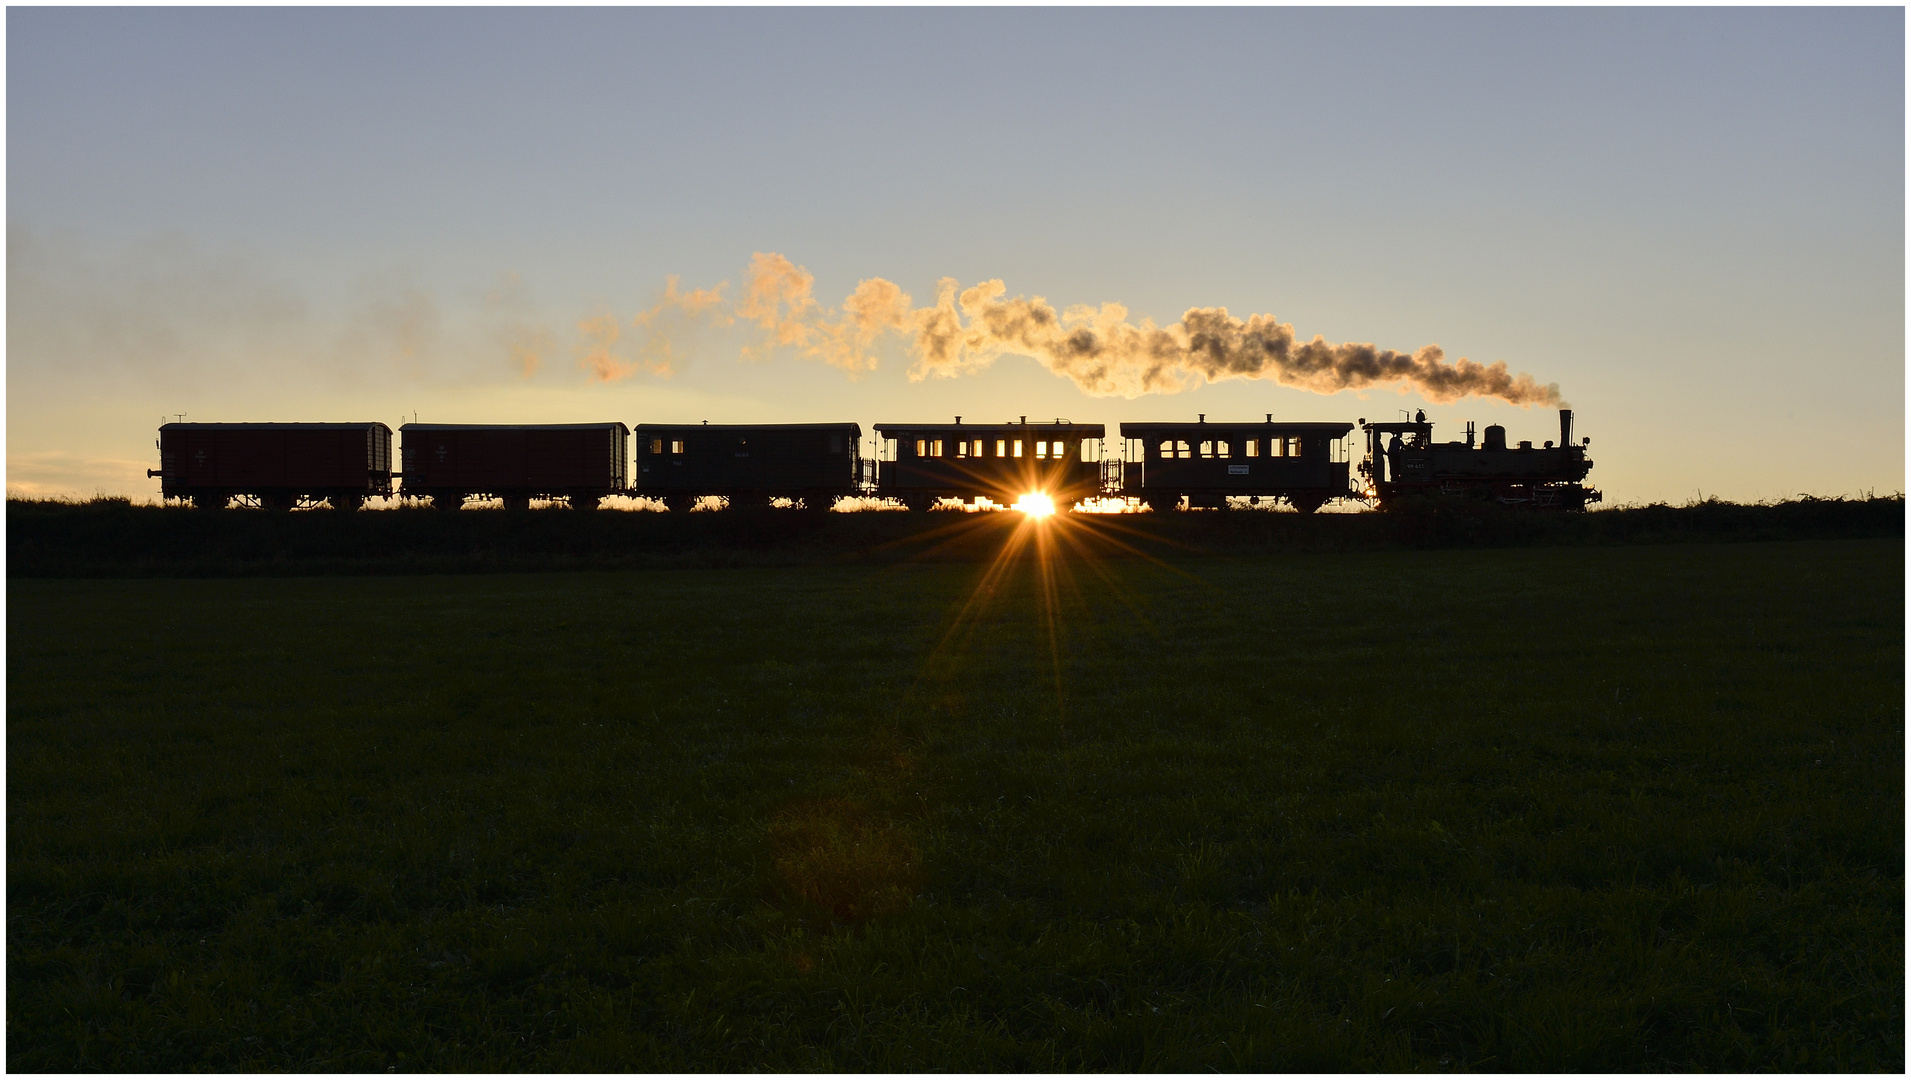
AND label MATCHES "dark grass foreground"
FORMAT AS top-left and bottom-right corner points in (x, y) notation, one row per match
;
(6, 493), (1903, 577)
(8, 537), (1902, 1070)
